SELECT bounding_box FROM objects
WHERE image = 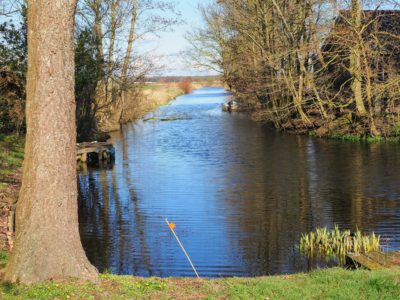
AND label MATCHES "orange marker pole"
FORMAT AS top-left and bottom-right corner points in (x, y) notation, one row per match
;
(165, 218), (200, 278)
